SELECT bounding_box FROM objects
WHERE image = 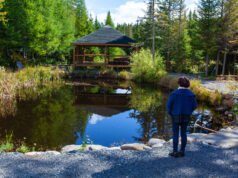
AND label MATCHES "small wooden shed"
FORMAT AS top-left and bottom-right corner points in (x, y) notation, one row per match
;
(71, 25), (138, 68)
